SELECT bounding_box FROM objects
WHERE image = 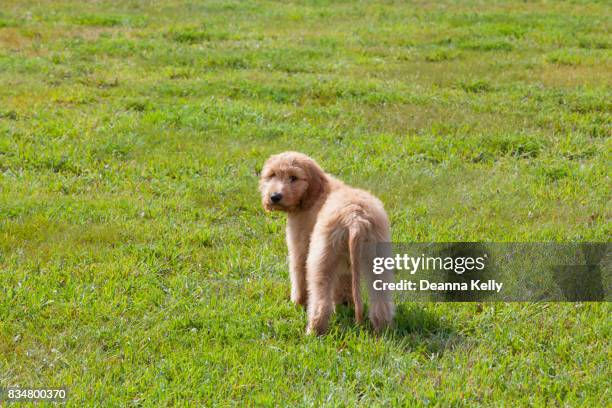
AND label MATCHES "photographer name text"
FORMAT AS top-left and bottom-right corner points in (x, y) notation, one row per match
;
(373, 279), (503, 293)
